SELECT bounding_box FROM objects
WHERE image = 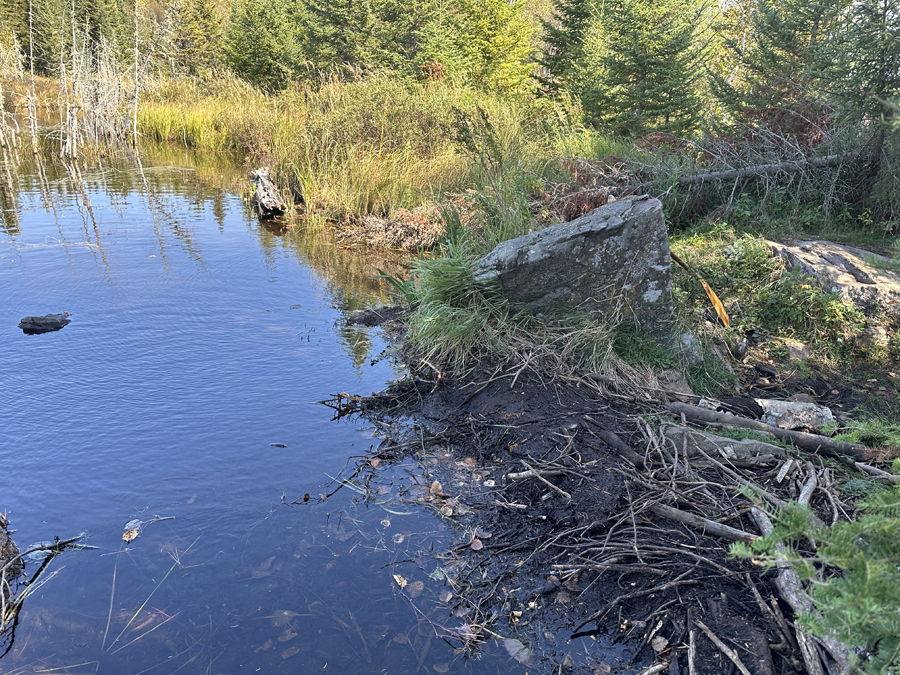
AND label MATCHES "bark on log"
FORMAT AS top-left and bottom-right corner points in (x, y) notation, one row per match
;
(664, 402), (867, 463)
(677, 152), (859, 186)
(250, 166), (287, 220)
